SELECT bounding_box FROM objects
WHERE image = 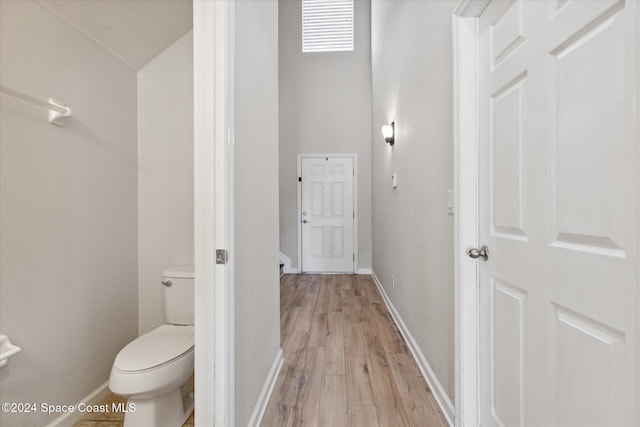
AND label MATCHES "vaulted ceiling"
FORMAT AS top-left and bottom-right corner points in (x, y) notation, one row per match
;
(39, 0), (192, 70)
